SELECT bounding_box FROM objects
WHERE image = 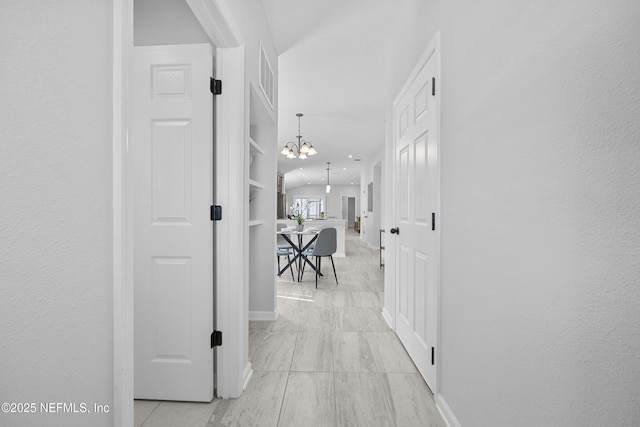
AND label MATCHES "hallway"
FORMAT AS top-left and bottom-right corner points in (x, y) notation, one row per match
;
(134, 230), (445, 426)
